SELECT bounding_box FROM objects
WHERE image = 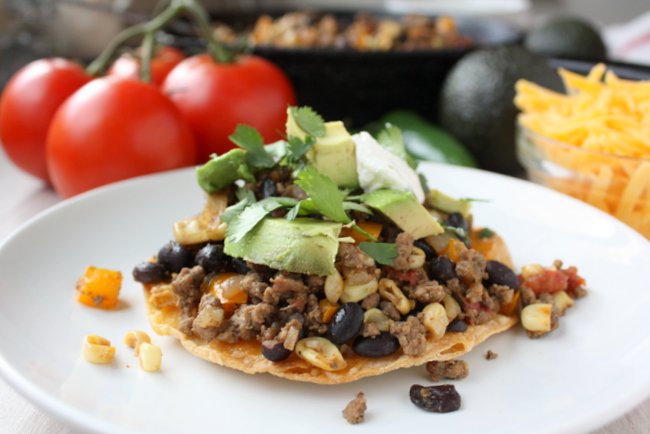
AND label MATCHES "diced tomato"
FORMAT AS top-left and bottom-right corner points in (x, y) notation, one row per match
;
(521, 269), (568, 295)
